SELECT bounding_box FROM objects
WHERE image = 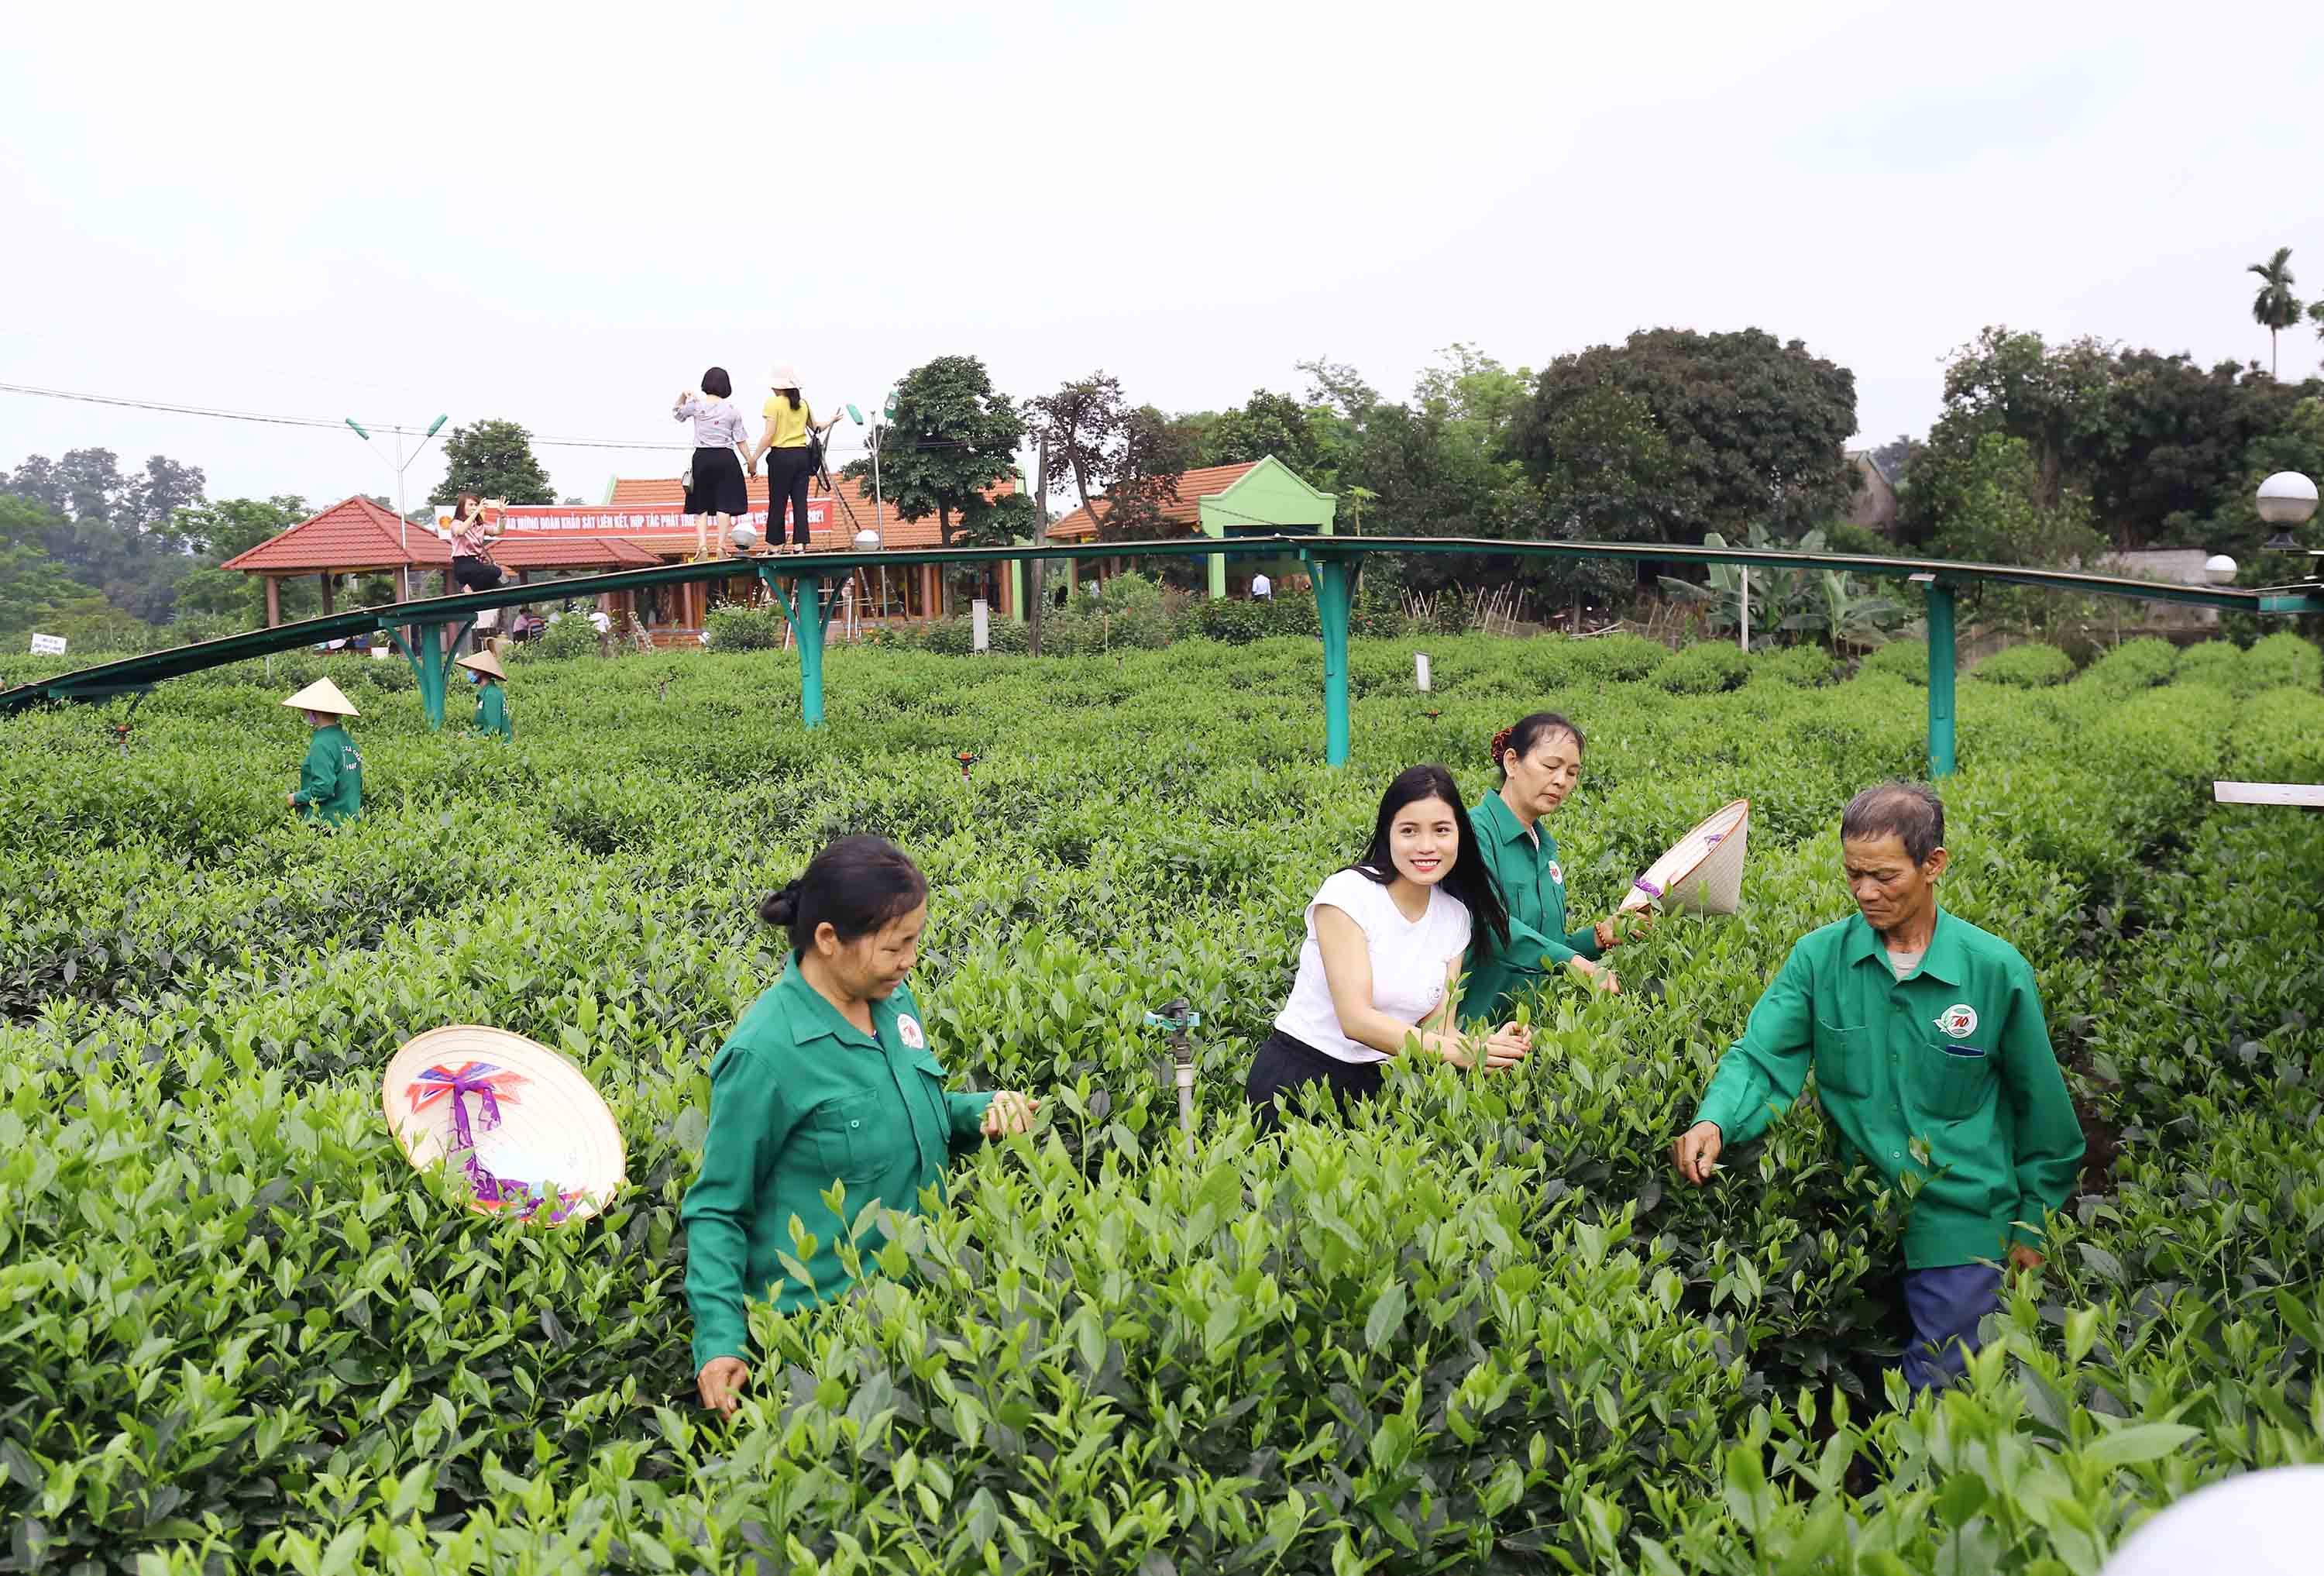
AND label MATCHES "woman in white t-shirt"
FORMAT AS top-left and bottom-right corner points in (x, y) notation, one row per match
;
(1246, 764), (1535, 1131)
